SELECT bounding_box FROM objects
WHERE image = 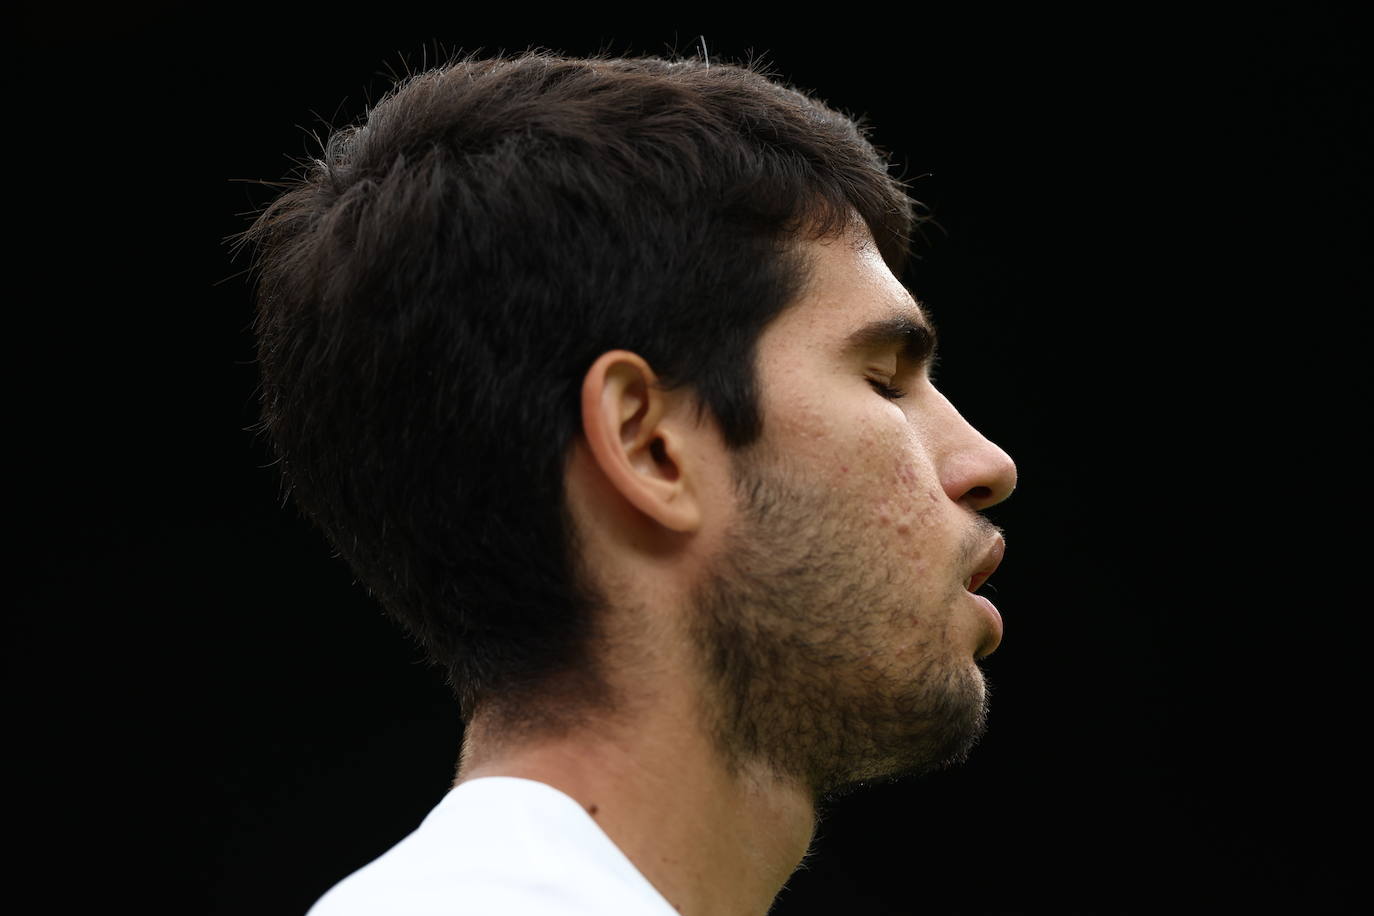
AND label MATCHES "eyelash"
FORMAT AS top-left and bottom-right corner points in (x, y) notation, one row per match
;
(867, 378), (908, 400)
